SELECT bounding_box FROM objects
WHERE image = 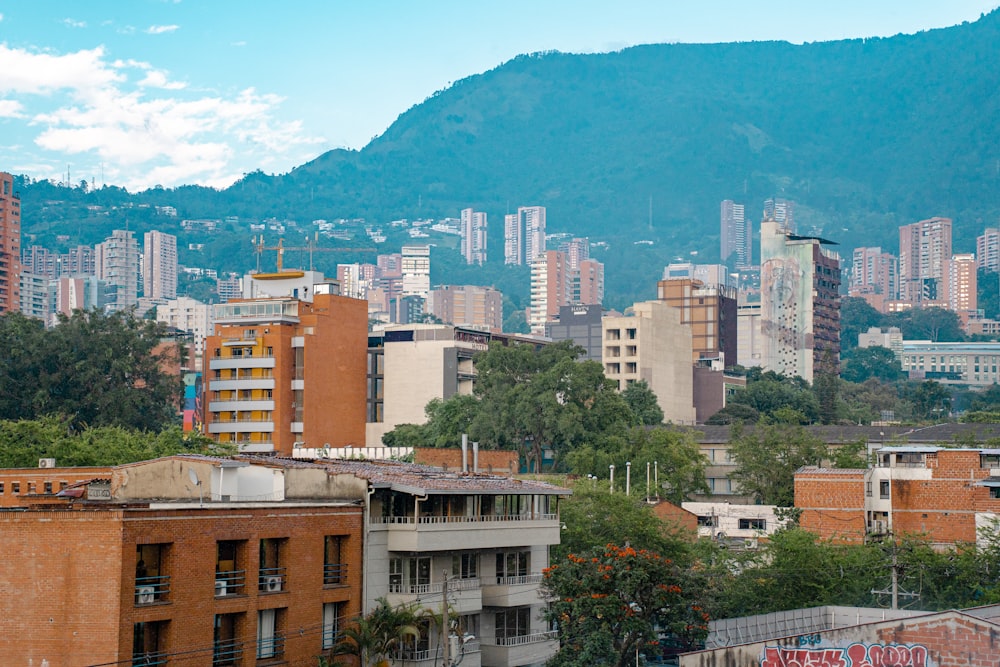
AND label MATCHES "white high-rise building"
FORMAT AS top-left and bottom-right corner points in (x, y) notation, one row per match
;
(504, 206), (546, 265)
(143, 230), (177, 301)
(977, 228), (1000, 274)
(401, 245), (431, 297)
(460, 208), (487, 265)
(96, 229), (140, 311)
(764, 197), (795, 234)
(721, 200), (750, 268)
(157, 296), (213, 362)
